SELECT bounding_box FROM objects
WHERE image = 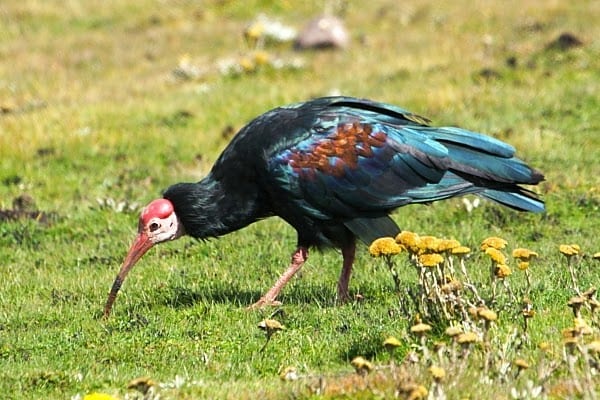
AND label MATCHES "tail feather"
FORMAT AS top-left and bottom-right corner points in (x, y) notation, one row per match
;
(480, 189), (545, 213)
